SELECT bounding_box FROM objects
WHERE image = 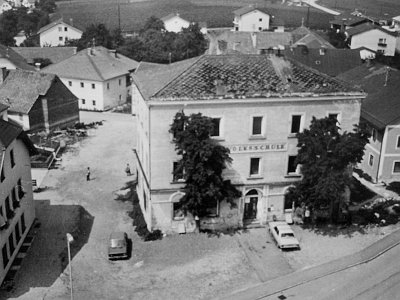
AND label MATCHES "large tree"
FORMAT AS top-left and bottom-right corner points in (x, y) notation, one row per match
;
(169, 111), (241, 217)
(286, 116), (370, 222)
